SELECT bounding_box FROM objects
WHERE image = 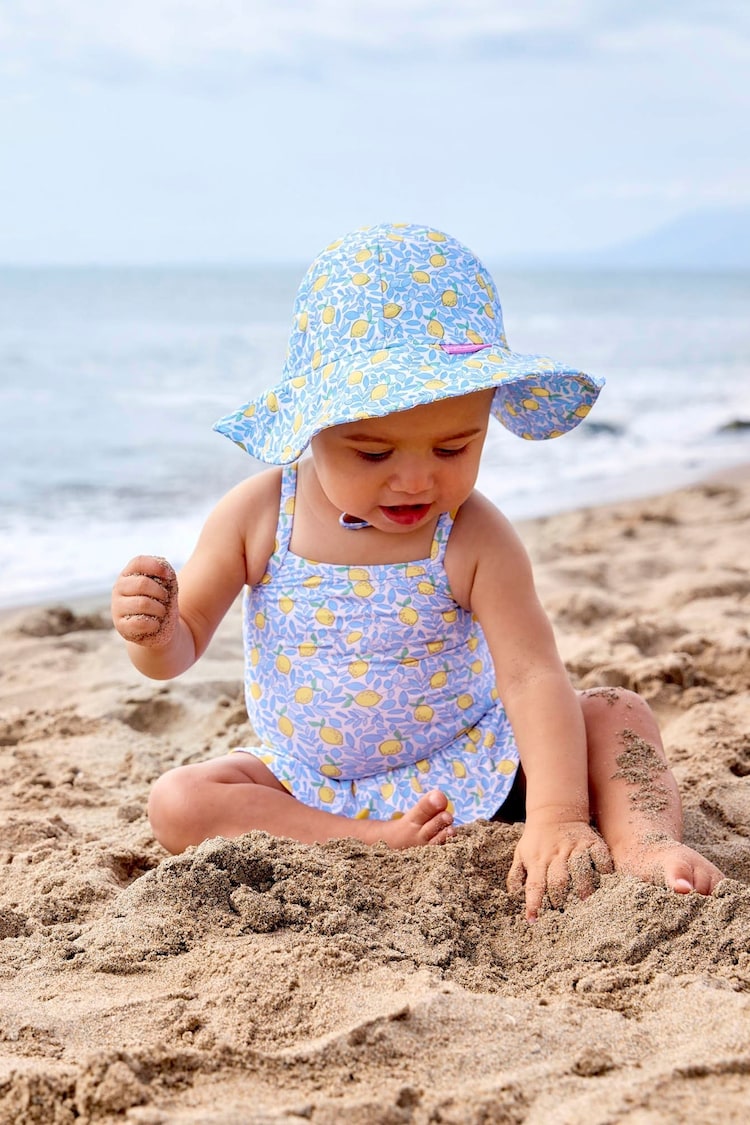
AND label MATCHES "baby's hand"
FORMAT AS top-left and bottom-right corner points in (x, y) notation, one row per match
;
(508, 818), (613, 922)
(111, 556), (179, 647)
